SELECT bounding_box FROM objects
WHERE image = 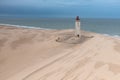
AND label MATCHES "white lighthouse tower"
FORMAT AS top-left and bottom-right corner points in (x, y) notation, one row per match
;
(75, 16), (81, 37)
